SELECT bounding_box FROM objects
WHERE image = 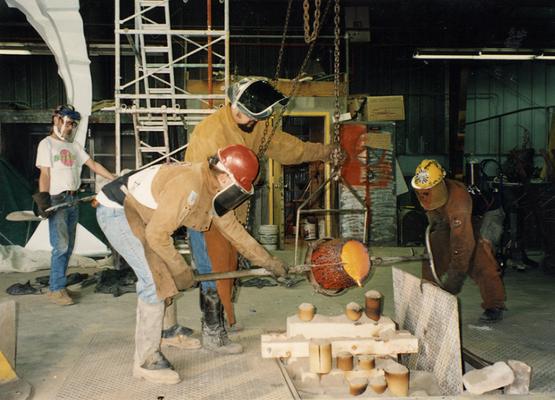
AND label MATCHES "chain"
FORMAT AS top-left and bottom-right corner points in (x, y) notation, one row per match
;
(274, 0), (294, 83)
(257, 0), (333, 159)
(330, 0), (344, 179)
(303, 0), (322, 44)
